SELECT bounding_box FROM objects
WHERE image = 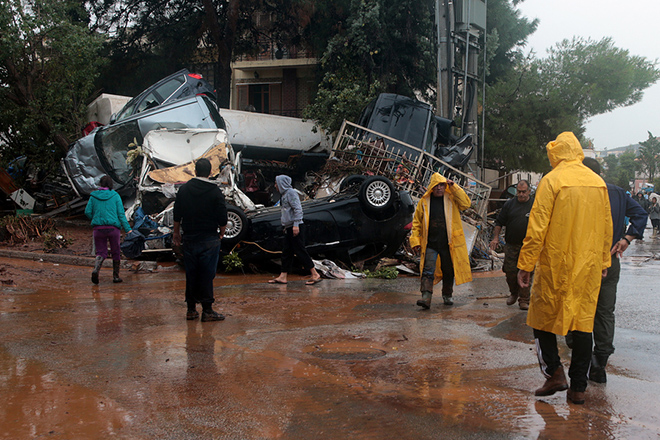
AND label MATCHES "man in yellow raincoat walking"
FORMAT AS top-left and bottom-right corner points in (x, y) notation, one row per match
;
(517, 132), (612, 405)
(410, 172), (472, 308)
